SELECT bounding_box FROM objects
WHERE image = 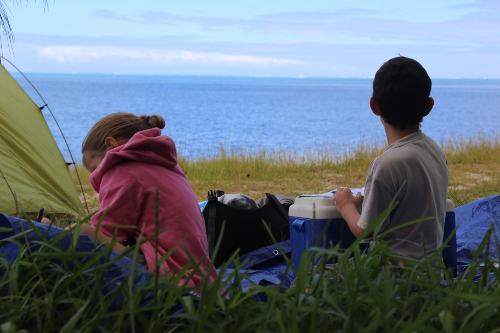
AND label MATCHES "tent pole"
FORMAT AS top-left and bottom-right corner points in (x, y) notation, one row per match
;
(0, 166), (19, 216)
